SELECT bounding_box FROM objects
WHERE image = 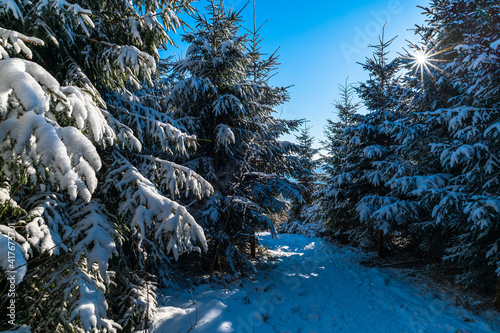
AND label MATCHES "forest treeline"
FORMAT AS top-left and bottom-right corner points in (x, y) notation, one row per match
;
(1, 0), (499, 332)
